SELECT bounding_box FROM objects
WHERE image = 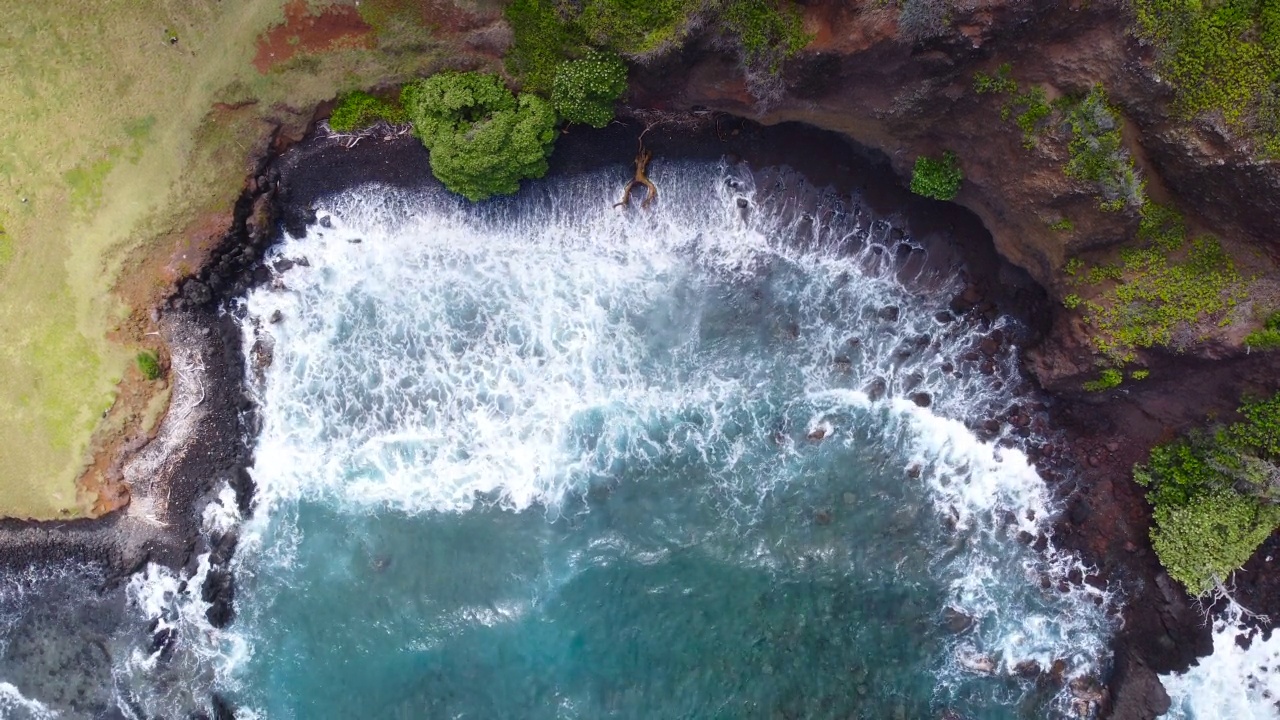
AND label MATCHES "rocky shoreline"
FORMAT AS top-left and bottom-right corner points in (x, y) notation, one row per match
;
(0, 111), (1266, 719)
